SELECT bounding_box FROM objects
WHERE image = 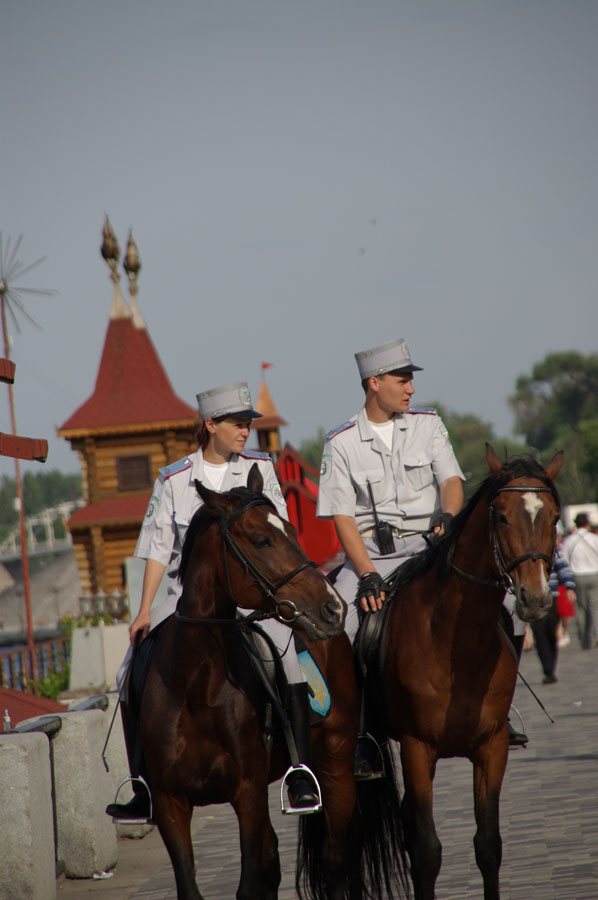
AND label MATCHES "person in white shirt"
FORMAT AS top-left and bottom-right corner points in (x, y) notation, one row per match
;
(562, 513), (598, 649)
(317, 338), (465, 776)
(107, 382), (320, 822)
